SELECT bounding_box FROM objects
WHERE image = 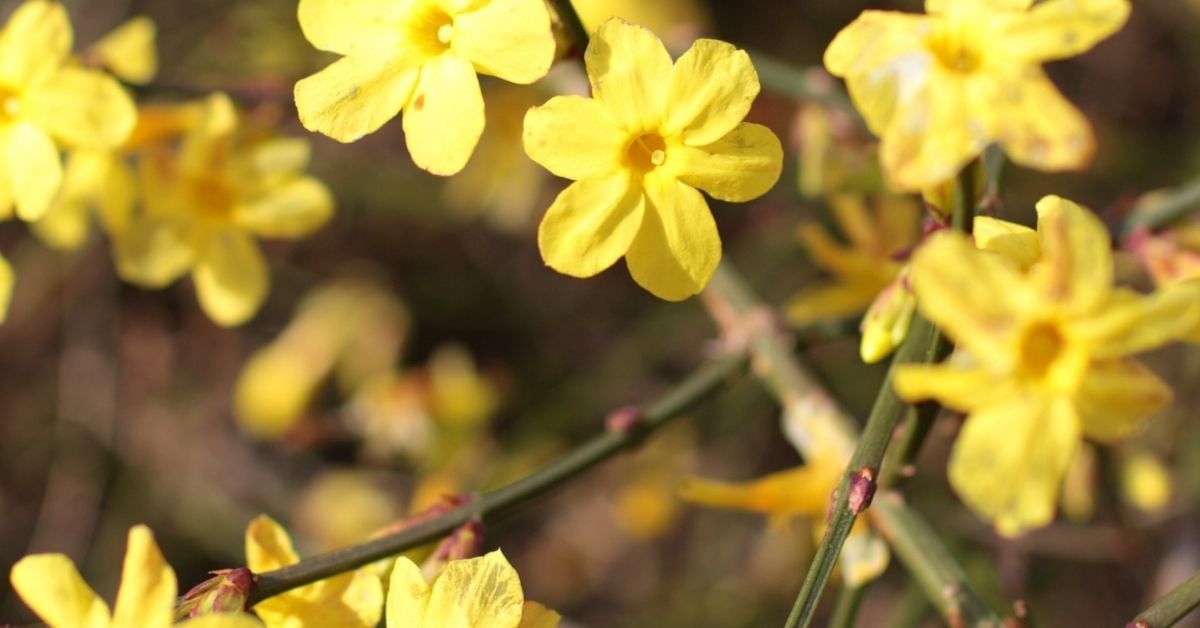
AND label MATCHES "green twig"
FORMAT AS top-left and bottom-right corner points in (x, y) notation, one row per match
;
(746, 50), (859, 118)
(1116, 174), (1200, 237)
(248, 353), (747, 605)
(1129, 572), (1200, 628)
(829, 584), (867, 628)
(870, 495), (1002, 627)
